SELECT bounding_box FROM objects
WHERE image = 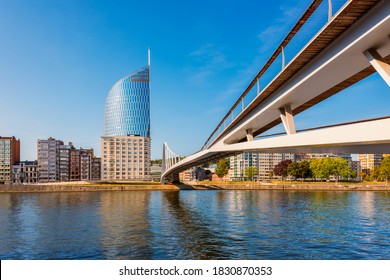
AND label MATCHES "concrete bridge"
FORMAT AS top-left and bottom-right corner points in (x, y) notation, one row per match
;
(162, 0), (390, 182)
